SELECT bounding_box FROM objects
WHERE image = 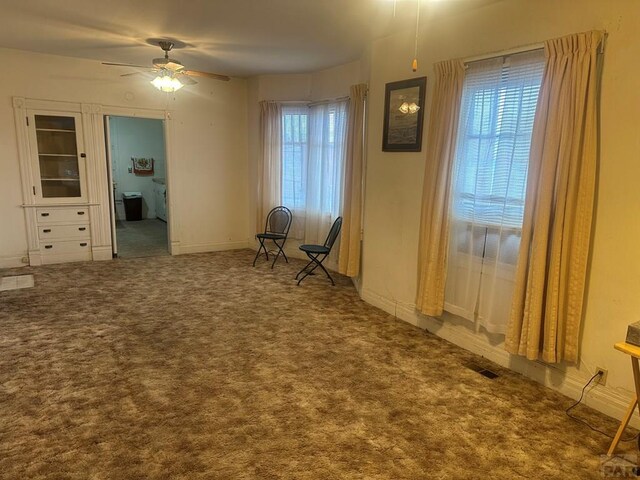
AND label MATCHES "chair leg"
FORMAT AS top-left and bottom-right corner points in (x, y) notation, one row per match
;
(295, 258), (316, 280)
(296, 263), (316, 285)
(297, 253), (334, 286)
(302, 256), (322, 277)
(252, 238), (268, 267)
(315, 259), (335, 286)
(270, 239), (288, 269)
